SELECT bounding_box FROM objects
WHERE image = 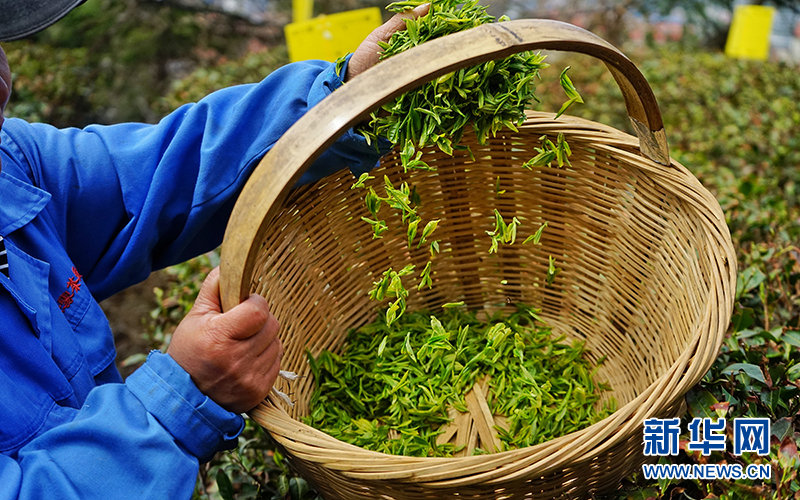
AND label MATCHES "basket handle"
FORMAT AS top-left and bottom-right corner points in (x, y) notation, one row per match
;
(220, 18), (670, 310)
